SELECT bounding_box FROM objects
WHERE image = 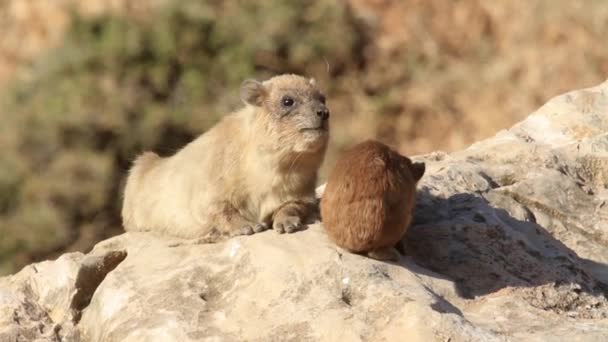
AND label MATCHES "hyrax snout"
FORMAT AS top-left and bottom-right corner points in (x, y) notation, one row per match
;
(320, 140), (425, 260)
(122, 74), (329, 240)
